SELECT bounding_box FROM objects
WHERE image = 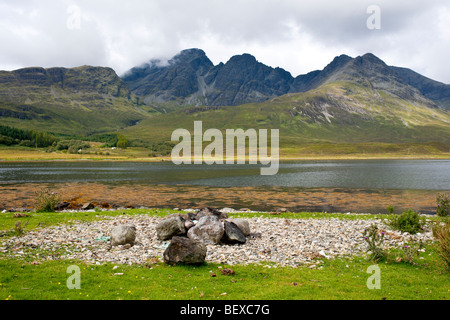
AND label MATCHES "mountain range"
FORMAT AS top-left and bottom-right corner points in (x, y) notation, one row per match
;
(0, 48), (449, 154)
(122, 48), (450, 111)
